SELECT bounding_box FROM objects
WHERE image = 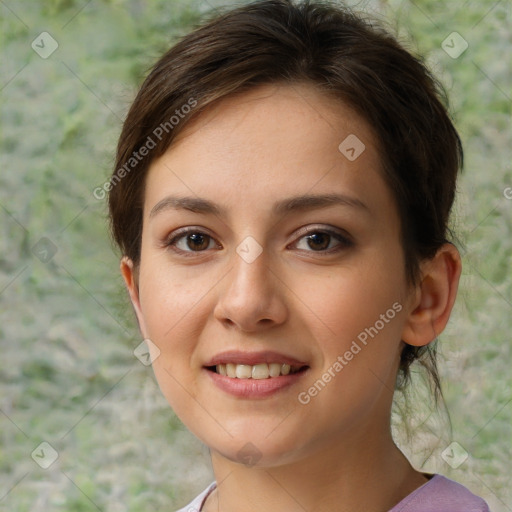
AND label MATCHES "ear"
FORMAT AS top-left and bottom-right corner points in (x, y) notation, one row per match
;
(120, 256), (148, 338)
(401, 243), (462, 346)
